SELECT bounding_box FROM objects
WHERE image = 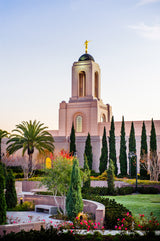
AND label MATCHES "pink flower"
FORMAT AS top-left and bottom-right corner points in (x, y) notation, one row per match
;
(88, 225), (90, 228)
(70, 230), (73, 233)
(76, 216), (79, 220)
(42, 219), (45, 222)
(138, 224), (141, 227)
(125, 228), (127, 231)
(121, 224), (124, 227)
(101, 226), (104, 229)
(88, 220), (91, 223)
(127, 212), (129, 216)
(80, 222), (83, 225)
(13, 221), (16, 223)
(149, 220), (151, 223)
(118, 226), (121, 230)
(50, 221), (53, 223)
(54, 225), (57, 227)
(115, 225), (117, 229)
(98, 222), (100, 225)
(117, 218), (120, 221)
